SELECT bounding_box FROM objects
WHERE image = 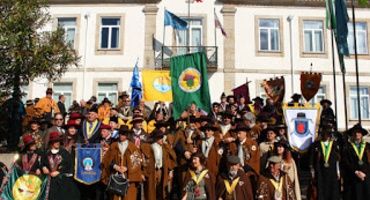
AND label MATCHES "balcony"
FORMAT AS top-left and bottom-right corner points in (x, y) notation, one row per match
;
(155, 46), (218, 71)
